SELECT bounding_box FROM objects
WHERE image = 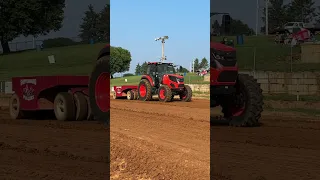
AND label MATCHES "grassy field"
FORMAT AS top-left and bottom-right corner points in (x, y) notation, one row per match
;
(111, 73), (208, 86)
(212, 35), (320, 72)
(0, 43), (105, 81)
